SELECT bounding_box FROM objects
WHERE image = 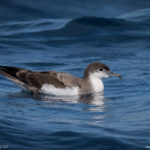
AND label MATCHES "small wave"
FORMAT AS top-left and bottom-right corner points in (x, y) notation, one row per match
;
(0, 16), (149, 47)
(65, 16), (130, 29)
(23, 16), (145, 40)
(1, 130), (142, 150)
(0, 17), (139, 37)
(118, 8), (150, 22)
(58, 16), (140, 37)
(0, 18), (70, 36)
